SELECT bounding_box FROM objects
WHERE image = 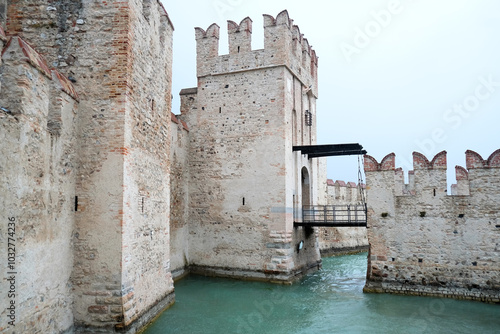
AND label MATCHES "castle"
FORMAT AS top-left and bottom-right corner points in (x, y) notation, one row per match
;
(0, 2), (329, 332)
(1, 1), (498, 333)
